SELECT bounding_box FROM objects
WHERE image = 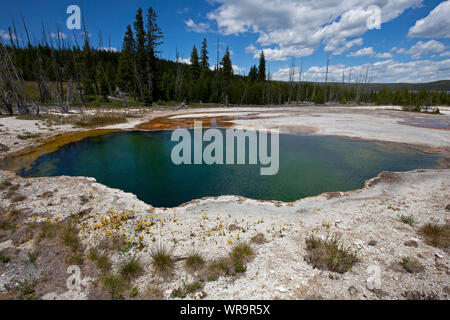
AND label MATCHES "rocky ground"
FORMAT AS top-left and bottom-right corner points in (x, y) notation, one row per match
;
(0, 105), (449, 300)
